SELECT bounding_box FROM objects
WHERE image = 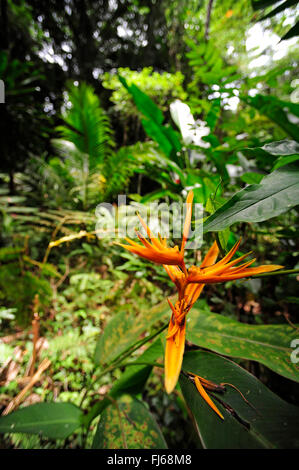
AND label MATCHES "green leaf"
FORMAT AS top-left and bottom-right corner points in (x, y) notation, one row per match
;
(187, 301), (299, 382)
(92, 395), (167, 449)
(119, 75), (182, 166)
(142, 118), (173, 158)
(94, 298), (170, 365)
(244, 140), (299, 158)
(240, 172), (264, 184)
(119, 76), (164, 125)
(272, 154), (299, 170)
(259, 0), (298, 20)
(252, 0), (283, 11)
(241, 95), (299, 141)
(0, 403), (83, 439)
(203, 162), (299, 232)
(180, 350), (299, 449)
